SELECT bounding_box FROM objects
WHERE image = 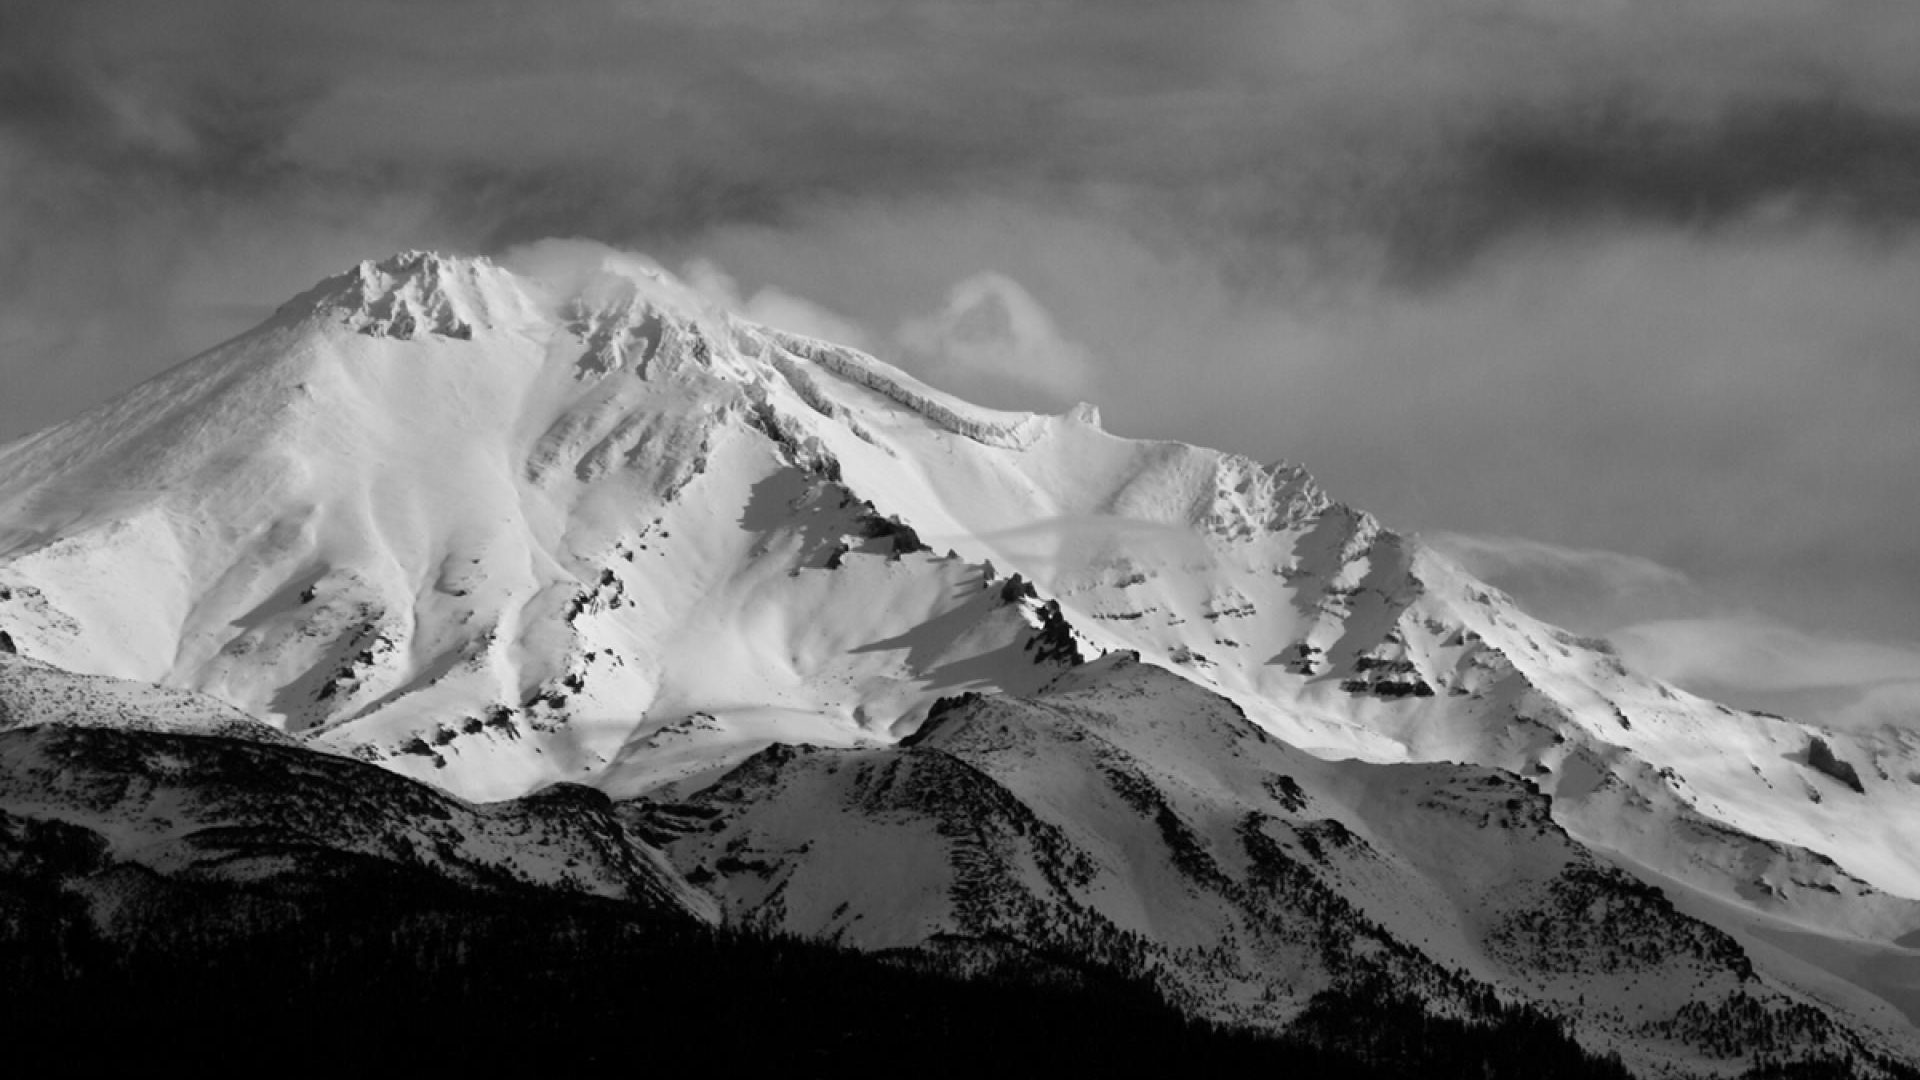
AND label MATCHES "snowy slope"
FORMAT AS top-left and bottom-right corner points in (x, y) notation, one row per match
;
(634, 654), (1917, 1074)
(3, 249), (1920, 1069)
